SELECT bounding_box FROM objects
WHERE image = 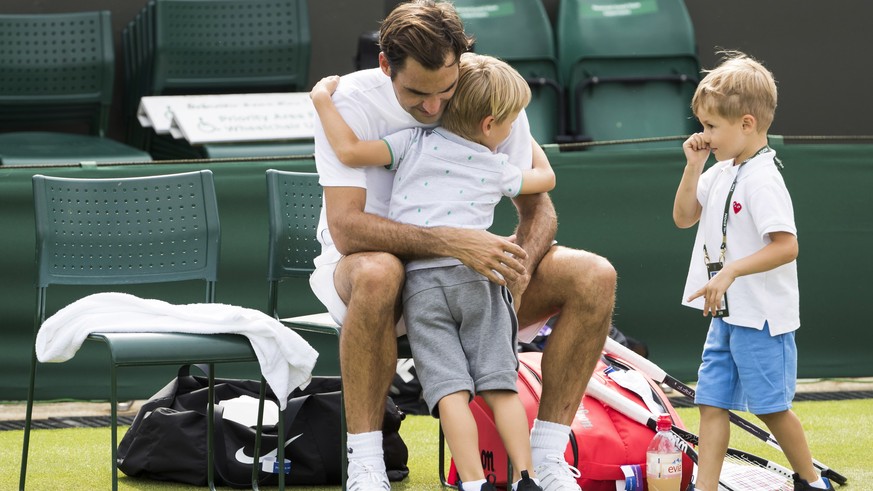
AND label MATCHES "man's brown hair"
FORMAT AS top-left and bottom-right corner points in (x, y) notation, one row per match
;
(379, 0), (472, 75)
